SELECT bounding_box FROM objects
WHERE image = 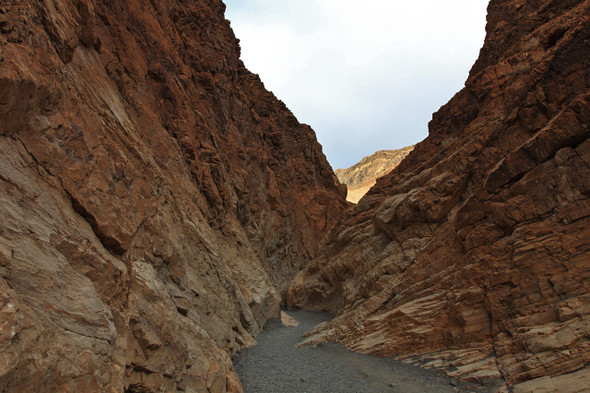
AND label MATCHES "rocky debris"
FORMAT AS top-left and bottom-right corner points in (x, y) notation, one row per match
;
(0, 0), (345, 391)
(335, 147), (414, 203)
(235, 310), (480, 393)
(287, 0), (590, 392)
(280, 311), (300, 328)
